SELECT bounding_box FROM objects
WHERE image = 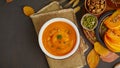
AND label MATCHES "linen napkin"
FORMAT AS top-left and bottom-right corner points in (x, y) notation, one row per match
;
(30, 1), (88, 68)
